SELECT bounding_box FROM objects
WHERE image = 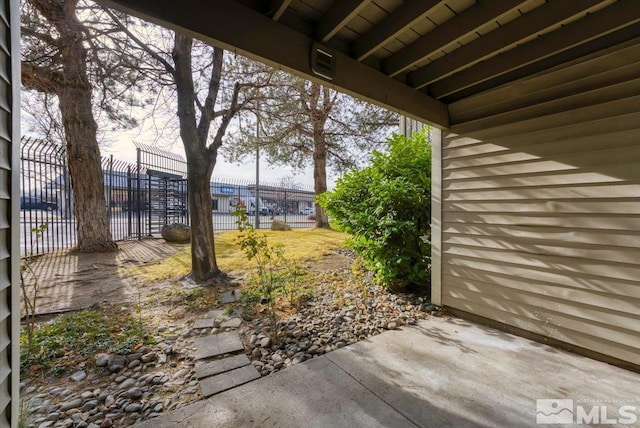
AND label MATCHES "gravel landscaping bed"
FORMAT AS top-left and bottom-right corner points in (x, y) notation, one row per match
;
(20, 261), (437, 427)
(241, 284), (435, 376)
